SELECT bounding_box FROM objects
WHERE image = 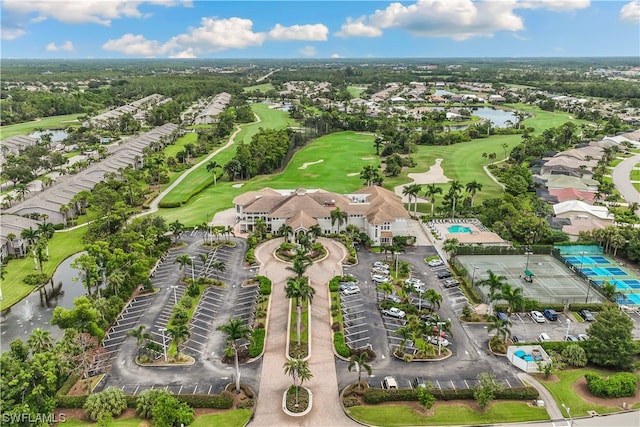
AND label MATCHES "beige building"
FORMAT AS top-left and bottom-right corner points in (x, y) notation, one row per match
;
(233, 186), (409, 246)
